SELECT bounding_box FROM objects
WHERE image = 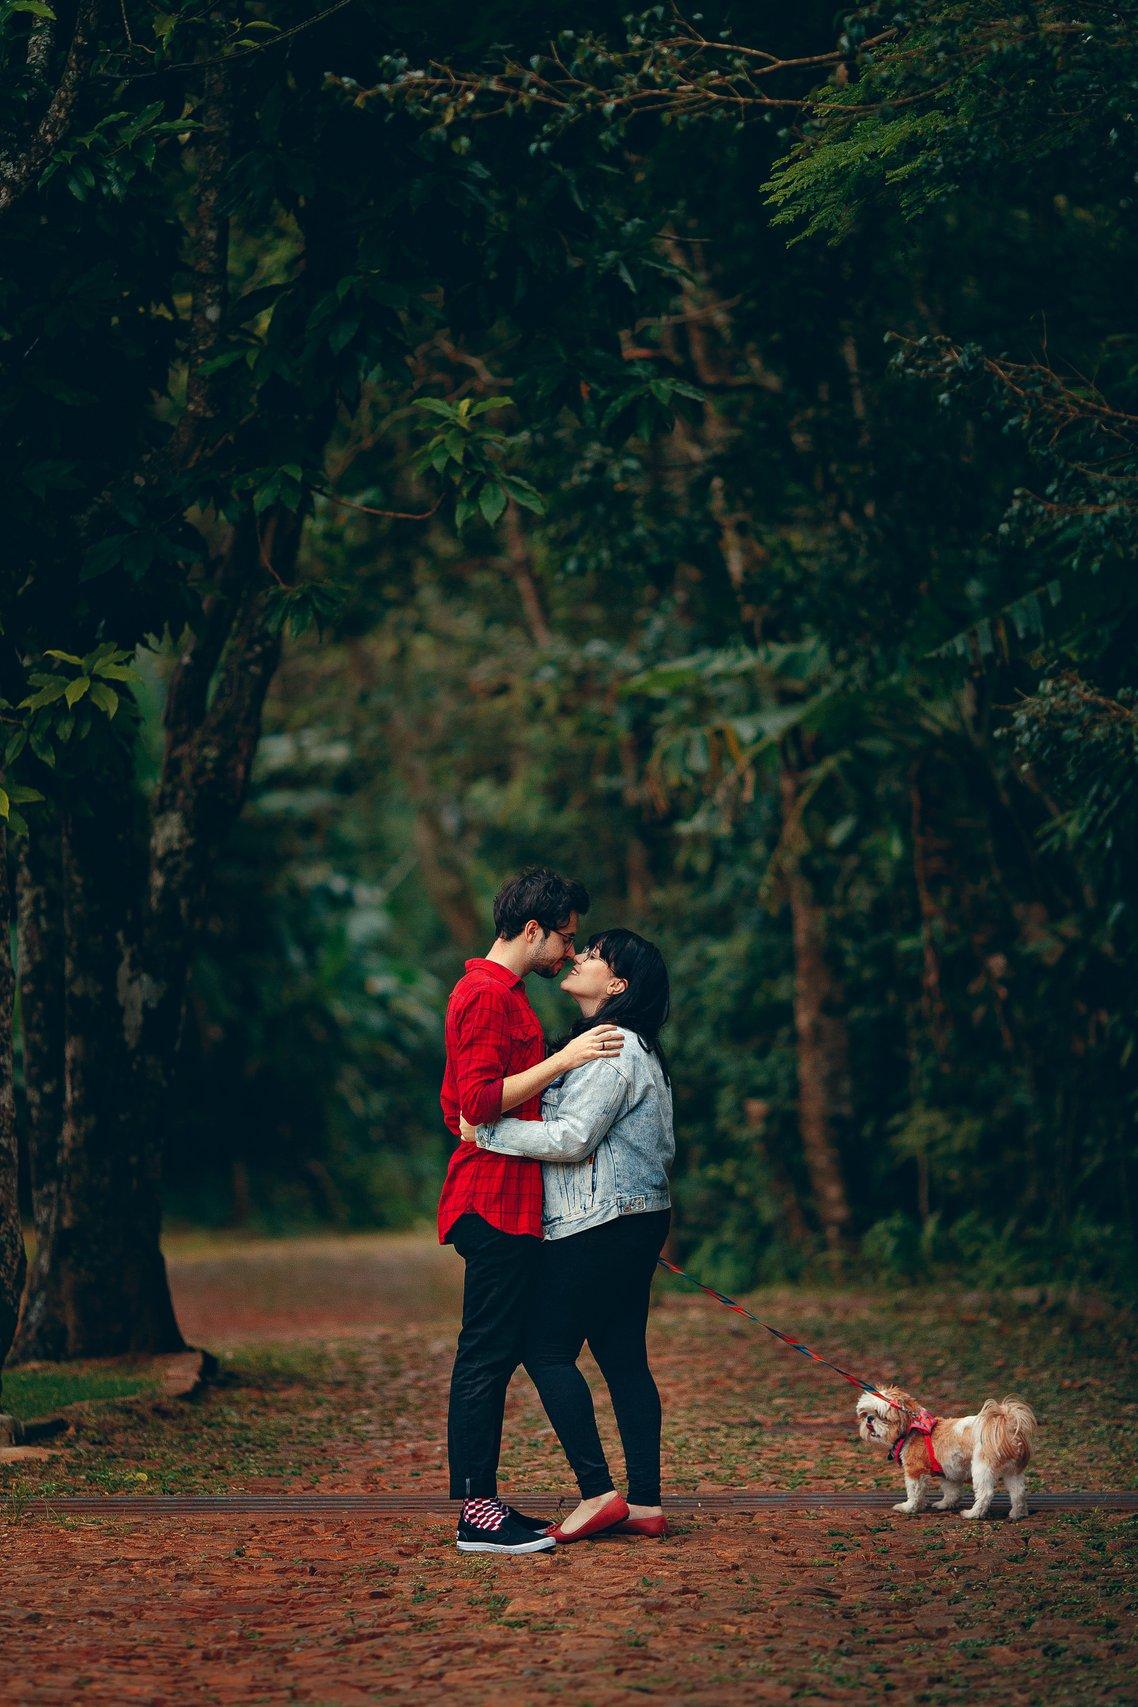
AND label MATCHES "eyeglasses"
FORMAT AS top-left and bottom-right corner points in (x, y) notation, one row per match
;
(547, 927), (576, 950)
